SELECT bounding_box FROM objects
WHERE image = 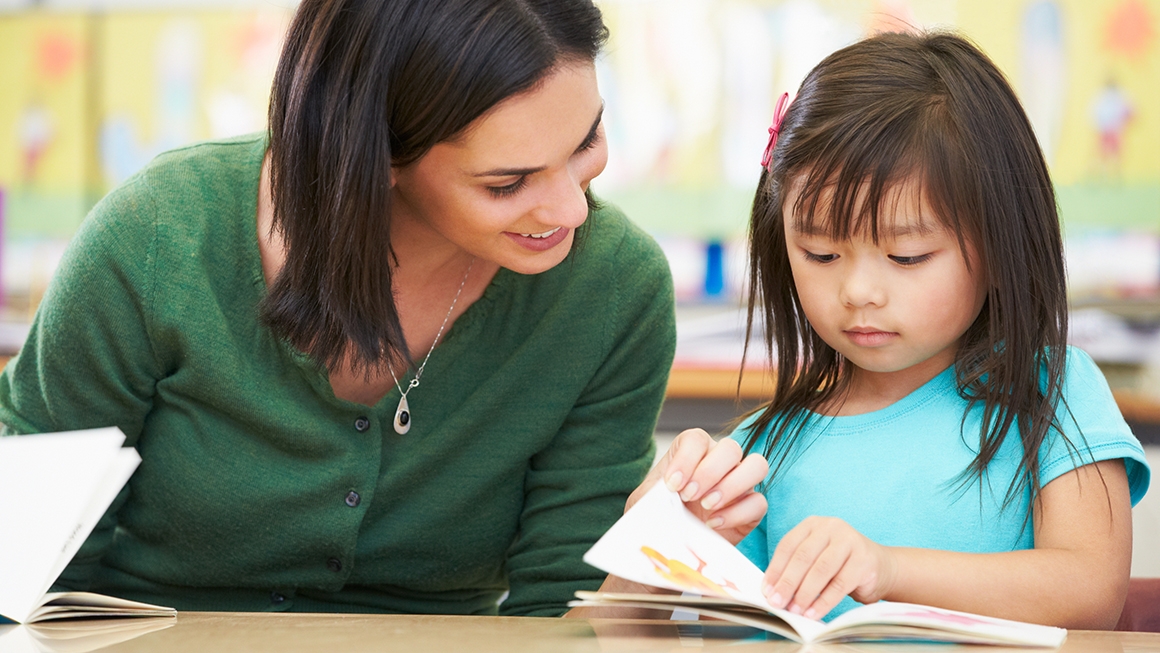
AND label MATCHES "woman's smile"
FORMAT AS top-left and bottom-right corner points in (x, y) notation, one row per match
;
(506, 226), (570, 251)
